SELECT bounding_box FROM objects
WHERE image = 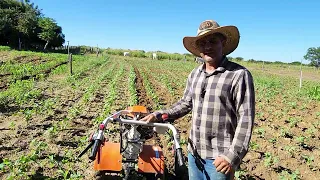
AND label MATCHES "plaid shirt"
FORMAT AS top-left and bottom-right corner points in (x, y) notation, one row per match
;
(156, 57), (255, 169)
